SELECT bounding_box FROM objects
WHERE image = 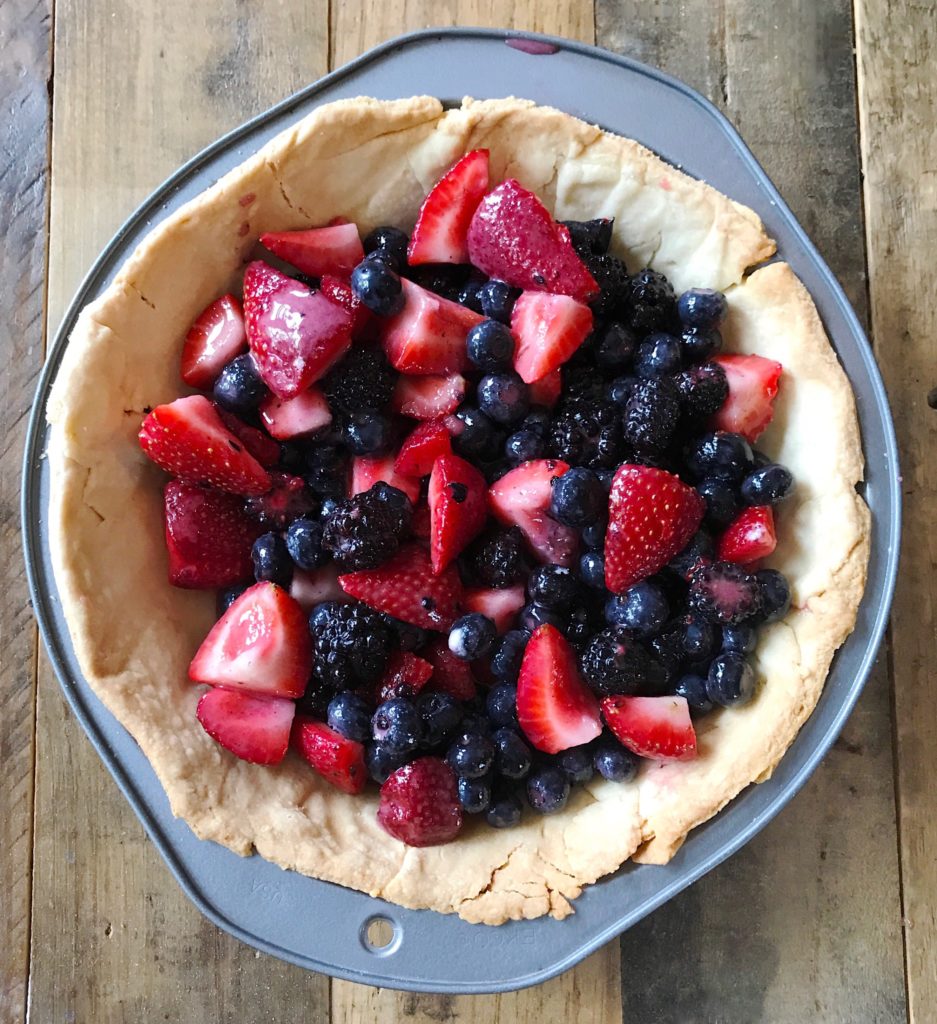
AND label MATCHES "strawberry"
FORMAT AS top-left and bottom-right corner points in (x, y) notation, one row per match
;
(424, 638), (477, 700)
(319, 274), (372, 334)
(605, 465), (705, 593)
(717, 505), (777, 564)
(488, 459), (579, 567)
(466, 179), (598, 301)
(164, 480), (262, 589)
(350, 454), (421, 505)
(215, 407), (281, 466)
(196, 688), (295, 765)
(516, 624), (602, 753)
(338, 543), (462, 630)
(260, 223), (365, 278)
(411, 502), (432, 540)
(601, 695), (697, 763)
(243, 260), (353, 399)
(380, 278), (482, 374)
(188, 582), (312, 699)
(463, 585), (525, 634)
(377, 757), (463, 847)
(427, 454), (488, 573)
(408, 149), (490, 265)
(711, 354), (783, 442)
(180, 294), (247, 389)
(510, 291), (594, 383)
(377, 651), (434, 702)
(291, 716), (367, 794)
(528, 367), (562, 409)
(258, 386), (332, 440)
(394, 419), (454, 477)
(391, 374), (466, 419)
(139, 395), (271, 495)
